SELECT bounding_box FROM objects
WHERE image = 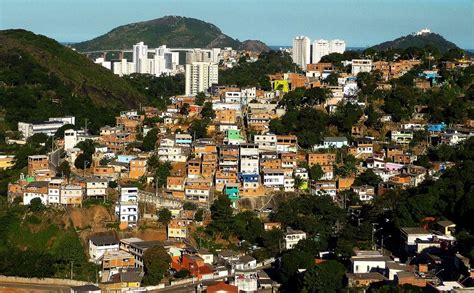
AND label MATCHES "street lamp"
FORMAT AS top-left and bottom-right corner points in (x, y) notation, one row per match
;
(381, 235), (391, 255)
